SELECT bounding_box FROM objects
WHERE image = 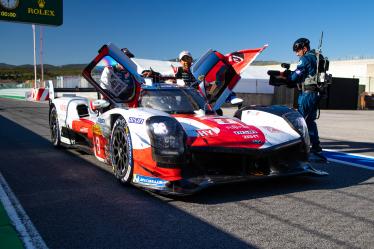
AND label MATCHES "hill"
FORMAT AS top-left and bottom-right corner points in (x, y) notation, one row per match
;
(0, 60), (280, 83)
(0, 63), (86, 82)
